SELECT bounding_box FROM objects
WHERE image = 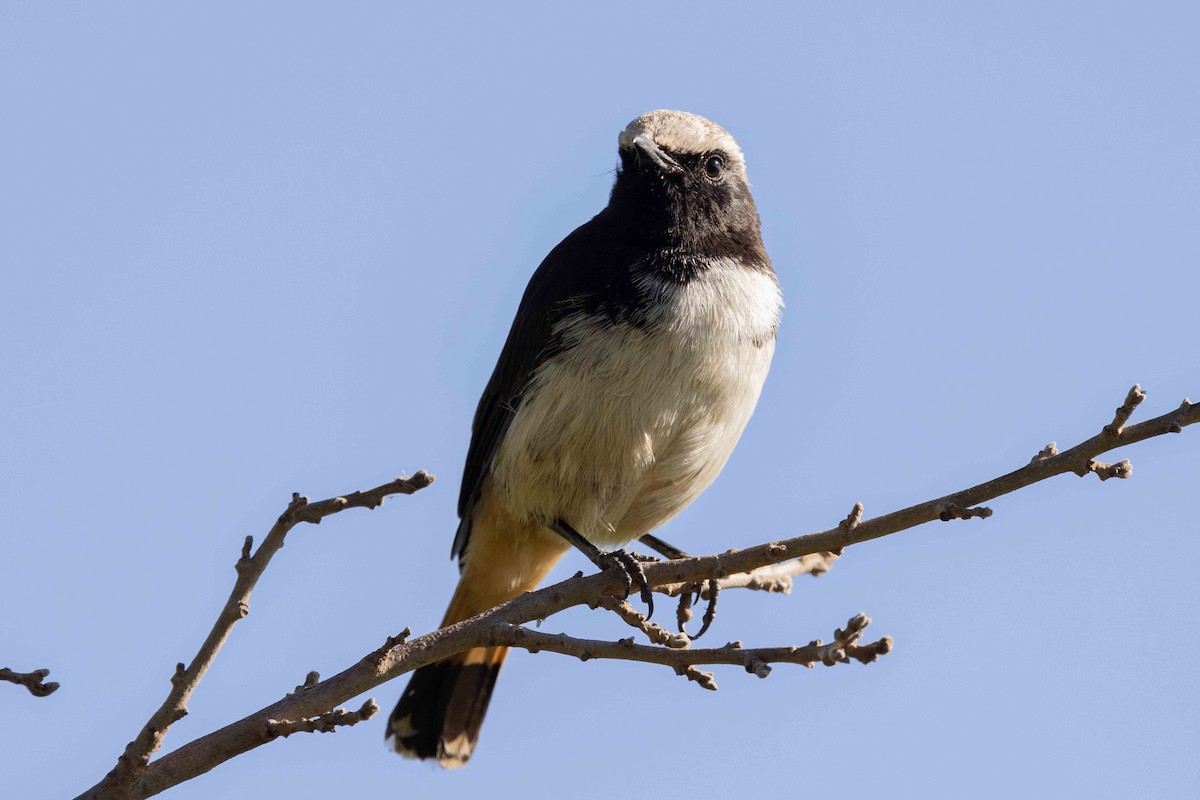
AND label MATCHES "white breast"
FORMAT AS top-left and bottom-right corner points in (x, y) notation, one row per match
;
(489, 259), (781, 548)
